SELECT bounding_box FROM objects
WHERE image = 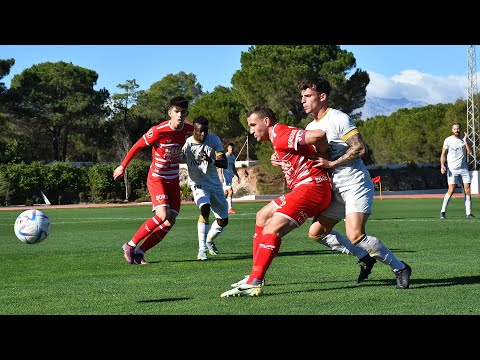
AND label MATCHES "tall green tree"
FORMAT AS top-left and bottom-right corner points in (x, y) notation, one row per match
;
(231, 45), (369, 125)
(134, 71), (203, 124)
(7, 61), (110, 162)
(188, 86), (246, 141)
